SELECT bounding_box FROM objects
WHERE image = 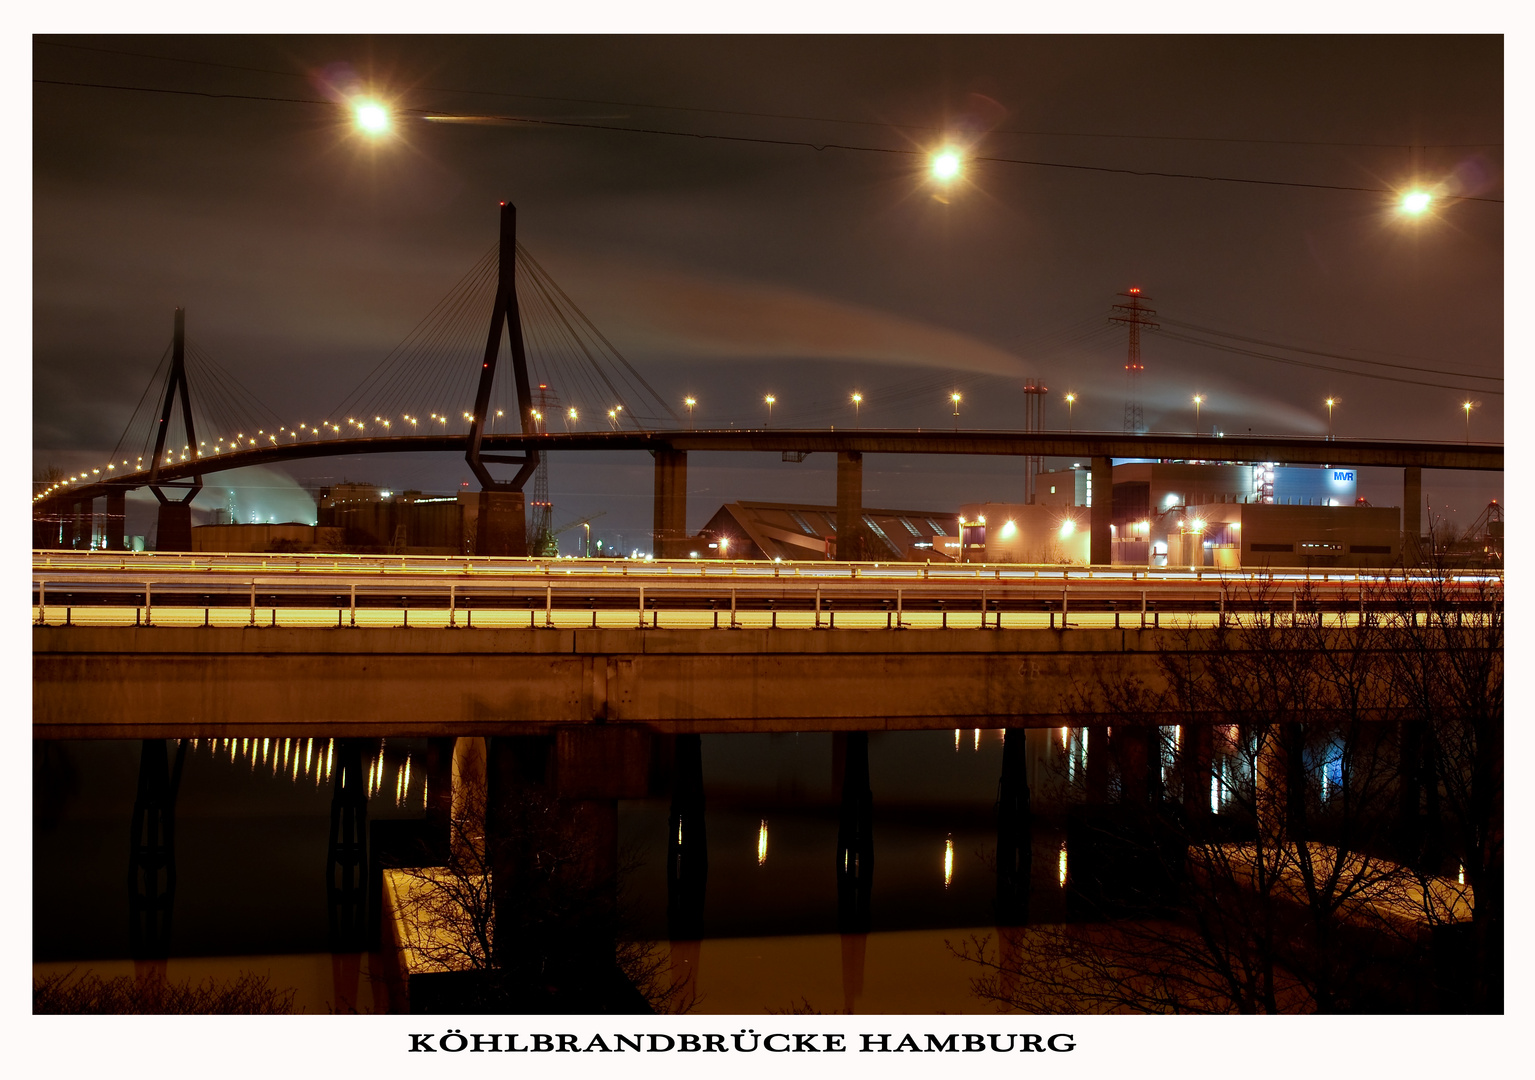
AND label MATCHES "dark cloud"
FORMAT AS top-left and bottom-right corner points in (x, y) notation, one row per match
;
(33, 34), (1503, 541)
